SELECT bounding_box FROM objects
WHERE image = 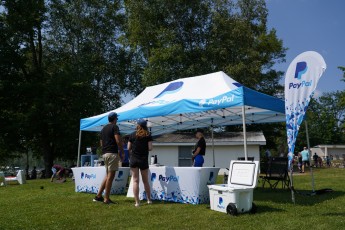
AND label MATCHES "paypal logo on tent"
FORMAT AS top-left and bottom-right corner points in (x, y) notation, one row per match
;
(155, 81), (183, 98)
(151, 173), (157, 182)
(217, 197), (225, 209)
(294, 62), (308, 80)
(199, 94), (235, 107)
